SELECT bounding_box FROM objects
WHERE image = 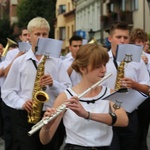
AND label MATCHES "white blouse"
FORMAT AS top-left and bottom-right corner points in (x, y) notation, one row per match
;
(63, 86), (113, 147)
